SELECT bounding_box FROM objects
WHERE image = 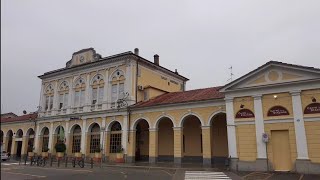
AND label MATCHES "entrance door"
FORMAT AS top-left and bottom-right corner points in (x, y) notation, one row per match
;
(271, 130), (292, 171)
